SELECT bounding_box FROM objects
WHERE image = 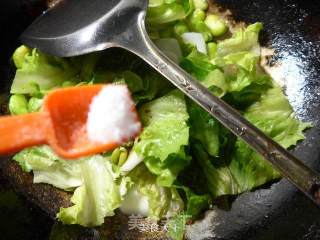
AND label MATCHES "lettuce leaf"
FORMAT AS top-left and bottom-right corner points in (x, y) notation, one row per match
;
(188, 101), (221, 157)
(9, 7), (311, 234)
(11, 47), (79, 95)
(132, 90), (190, 187)
(244, 86), (312, 148)
(167, 185), (209, 240)
(227, 87), (311, 192)
(13, 146), (83, 190)
(132, 71), (173, 103)
(147, 0), (194, 26)
(216, 23), (262, 57)
(195, 86), (311, 197)
(13, 146), (129, 227)
(180, 49), (216, 80)
(125, 164), (184, 220)
(57, 156), (129, 227)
